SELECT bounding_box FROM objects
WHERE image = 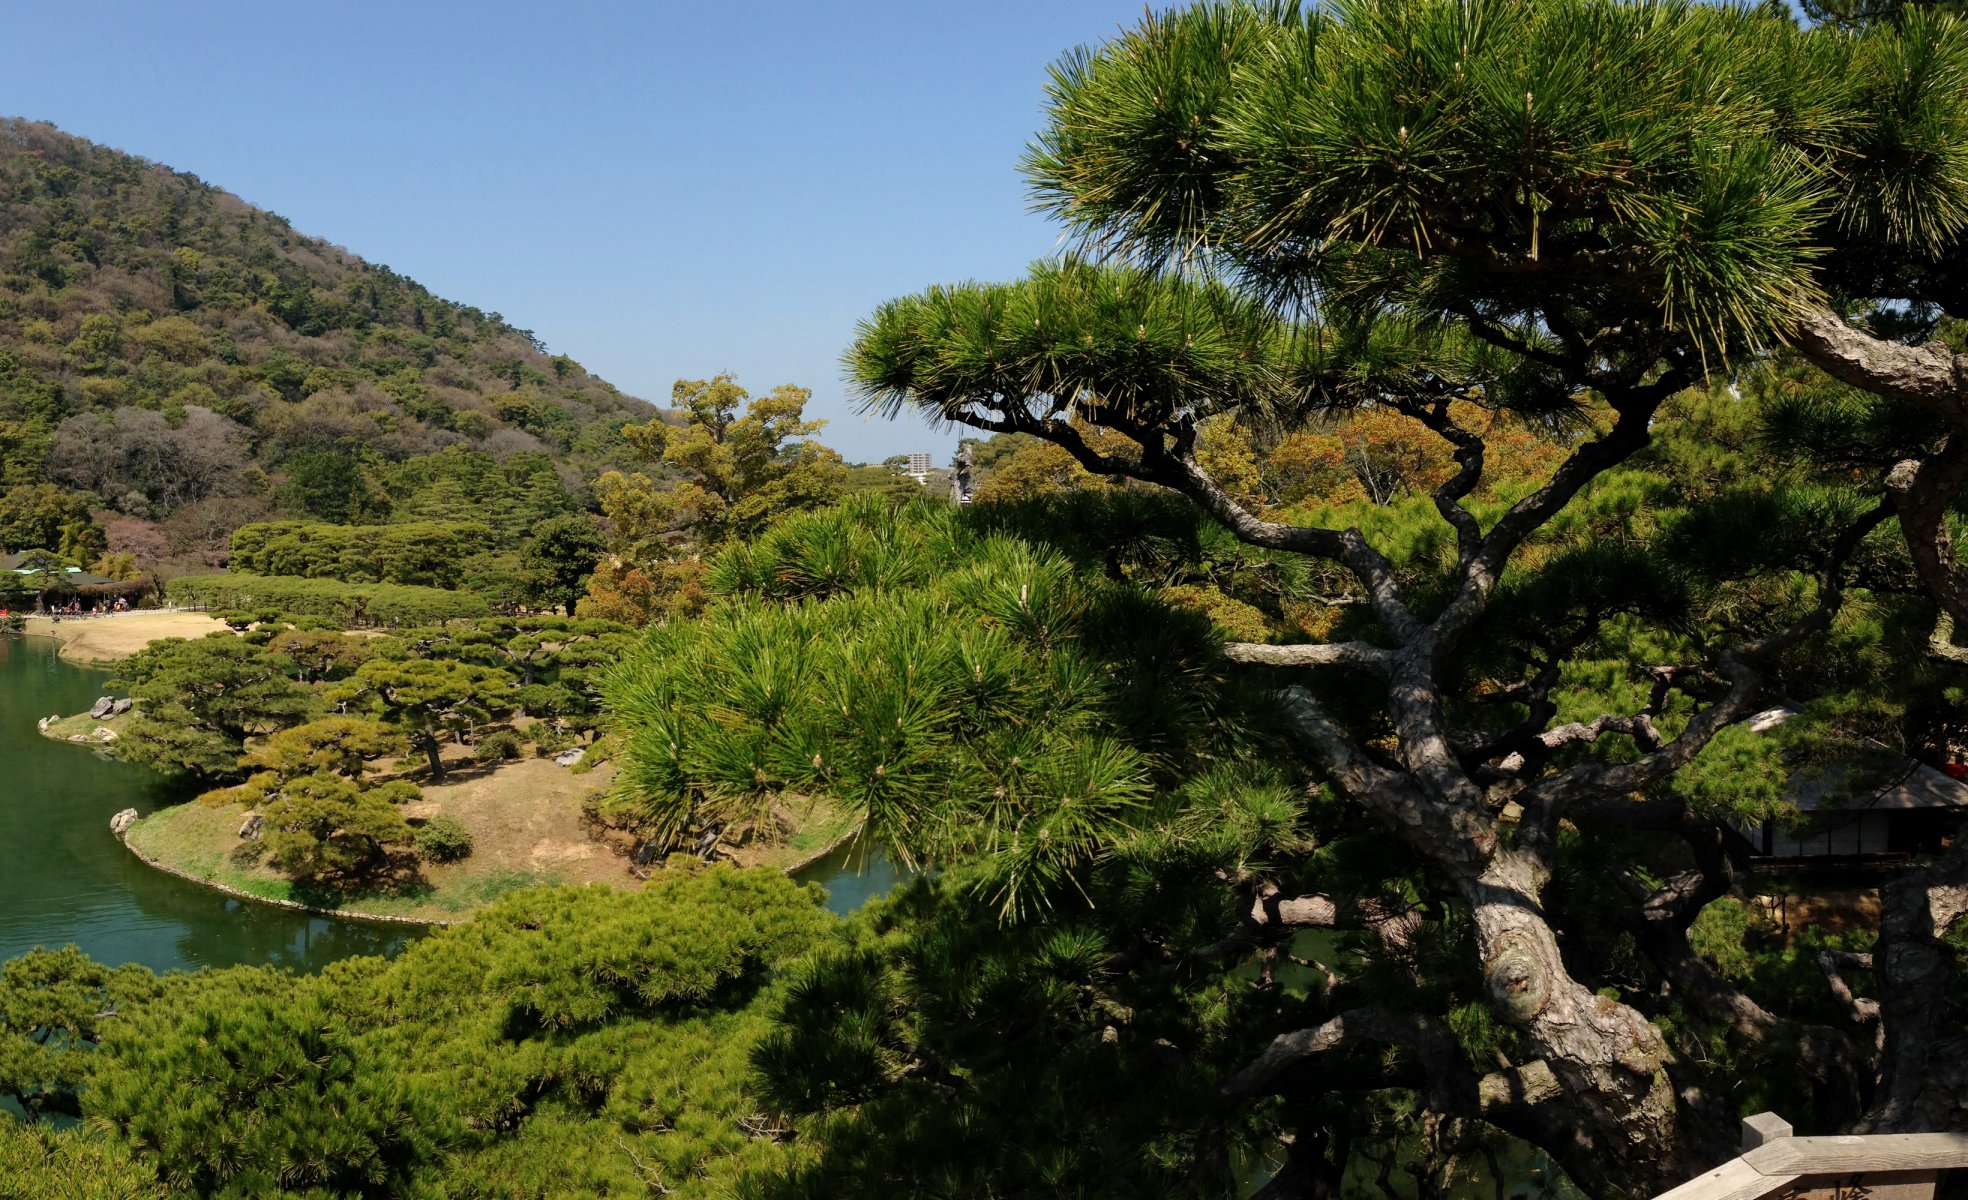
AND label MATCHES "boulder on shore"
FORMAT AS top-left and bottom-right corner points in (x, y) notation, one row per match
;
(111, 697), (133, 715)
(109, 808), (139, 838)
(89, 696), (114, 719)
(238, 812), (263, 841)
(554, 747), (585, 767)
(92, 726), (118, 743)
